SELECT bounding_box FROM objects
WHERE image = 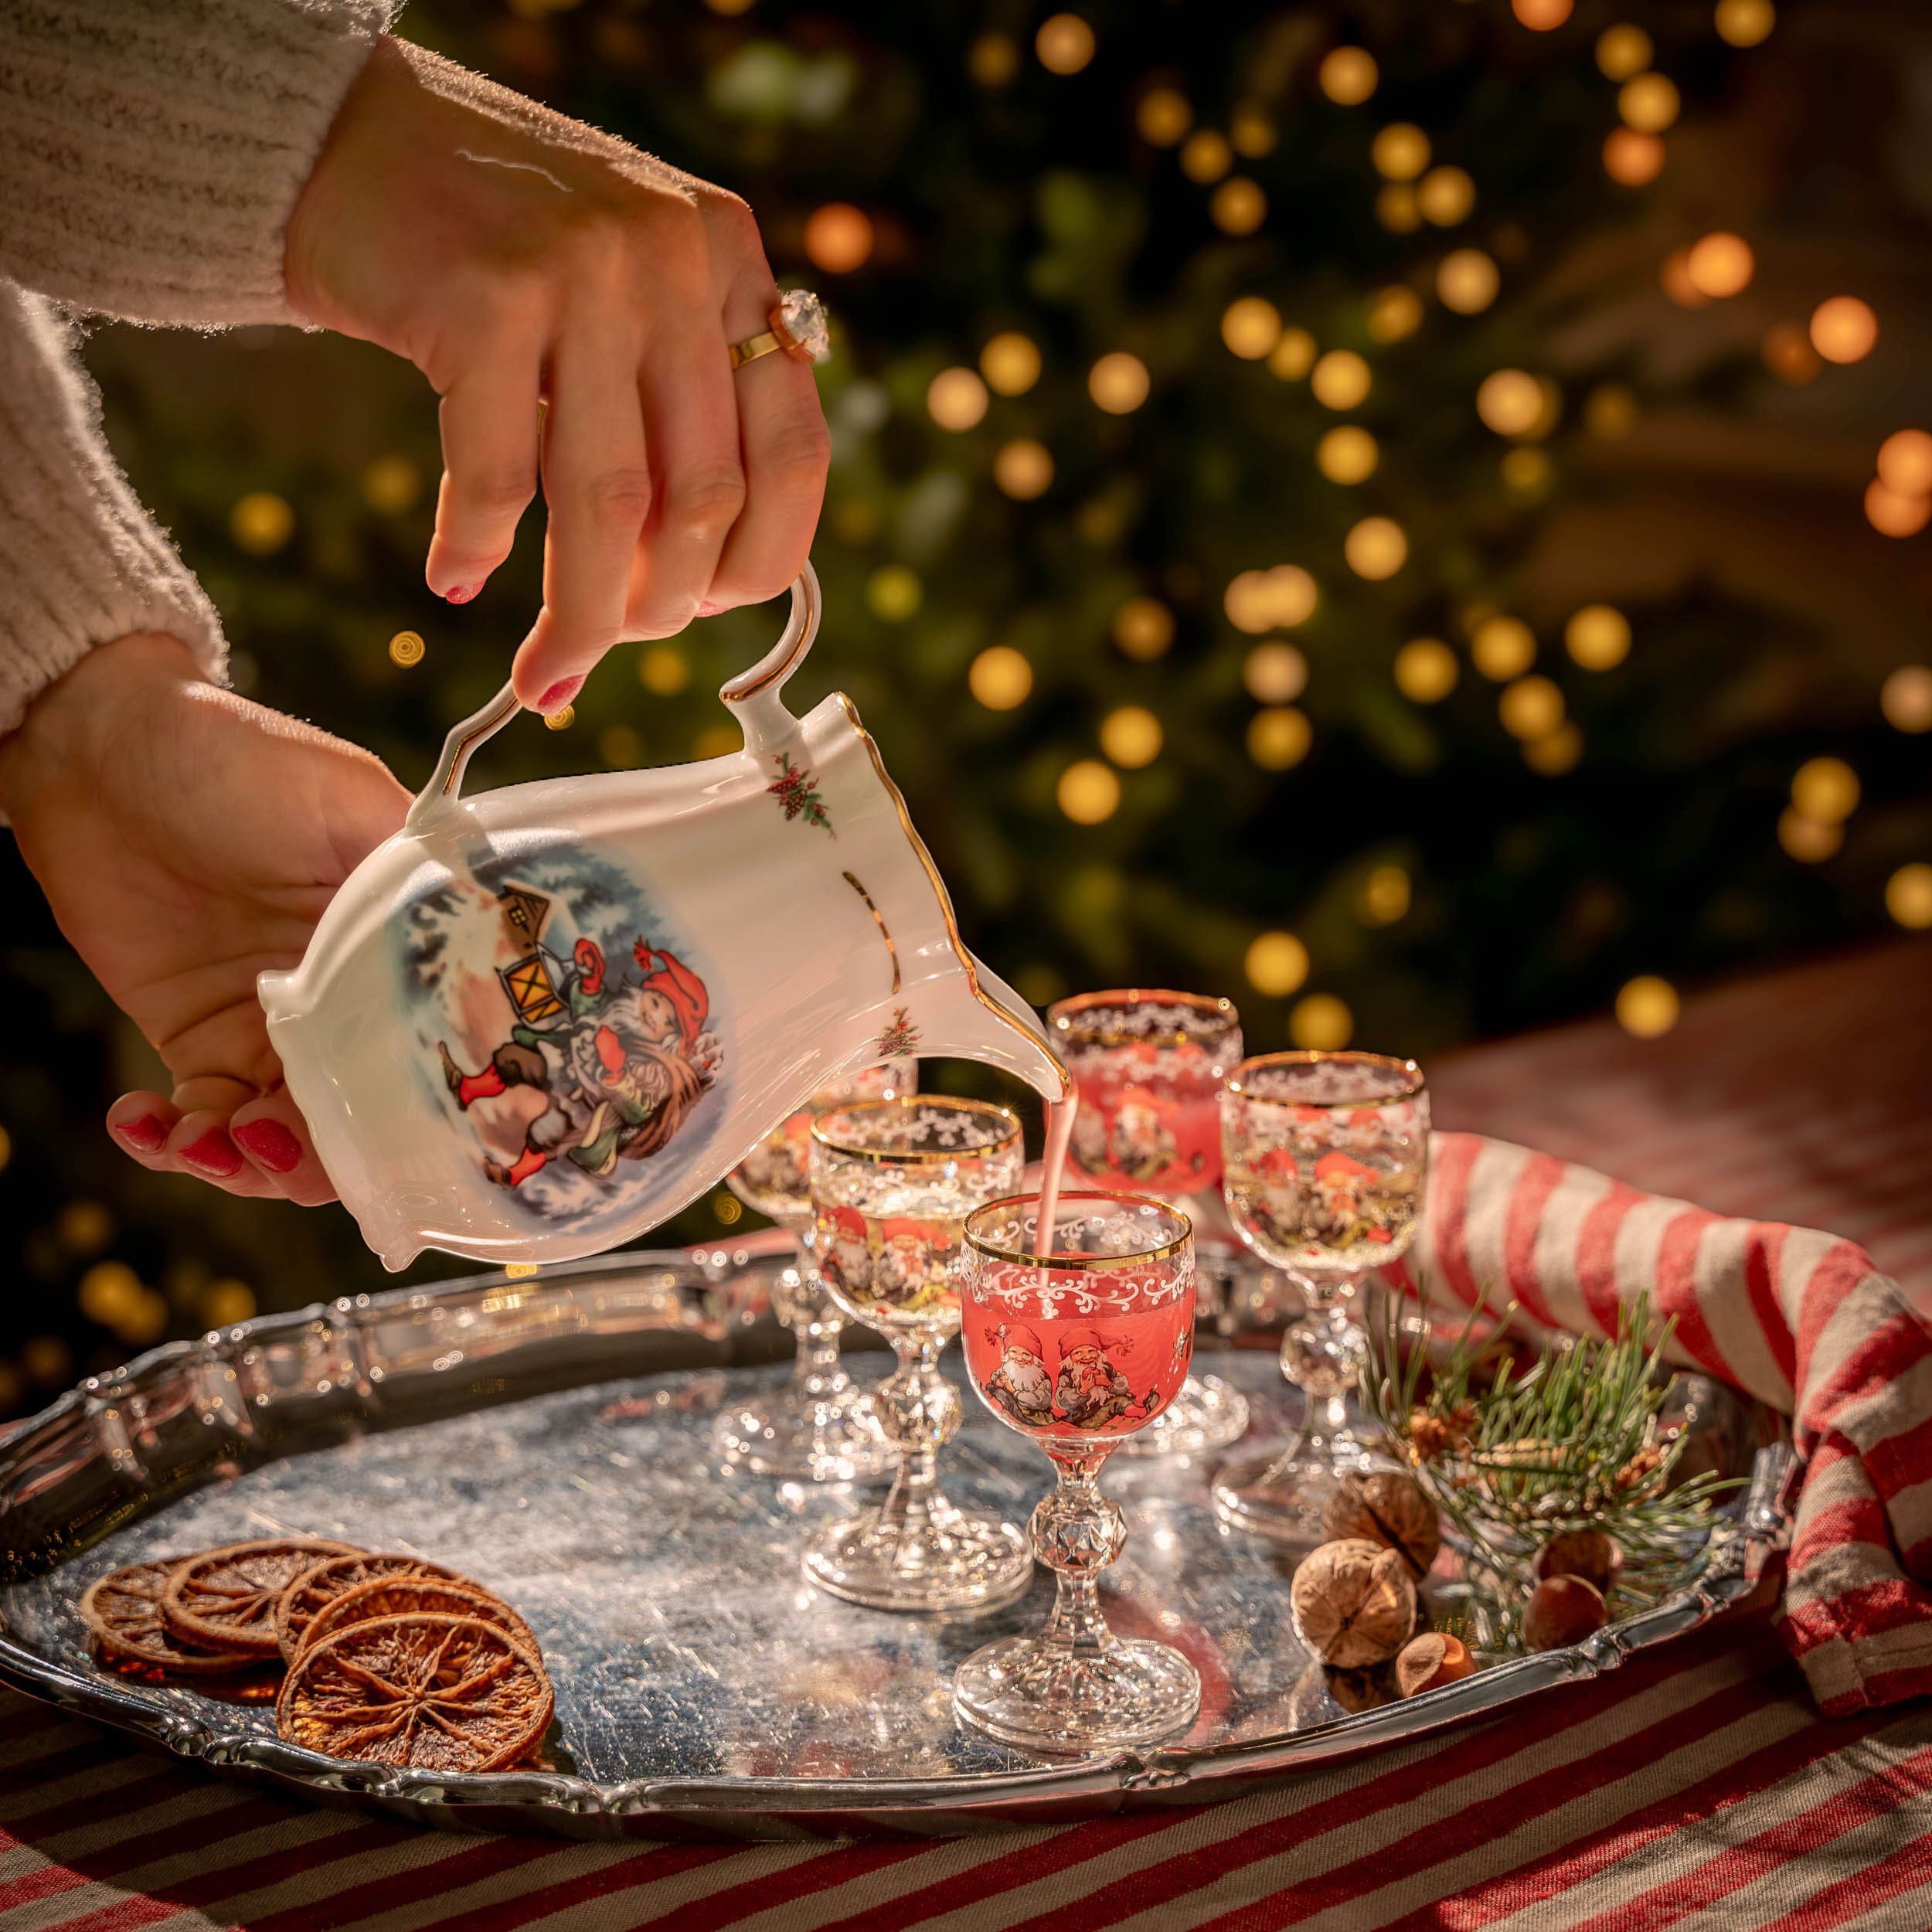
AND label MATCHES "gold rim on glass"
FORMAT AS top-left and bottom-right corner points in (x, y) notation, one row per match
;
(1224, 1049), (1426, 1110)
(1047, 988), (1240, 1049)
(810, 1094), (1023, 1164)
(962, 1190), (1194, 1270)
